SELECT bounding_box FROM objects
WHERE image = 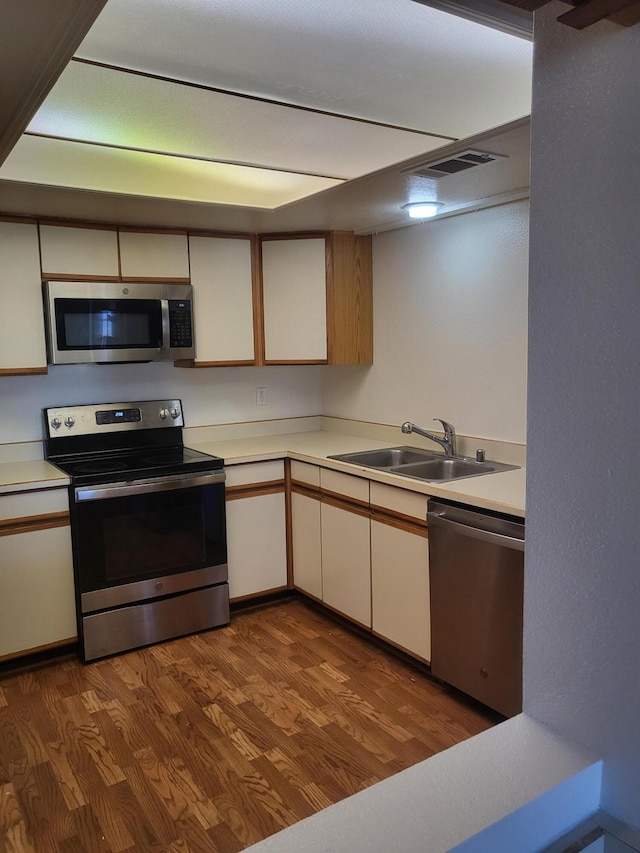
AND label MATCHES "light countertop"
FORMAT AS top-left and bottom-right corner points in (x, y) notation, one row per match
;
(0, 460), (70, 495)
(0, 430), (525, 516)
(189, 430), (526, 517)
